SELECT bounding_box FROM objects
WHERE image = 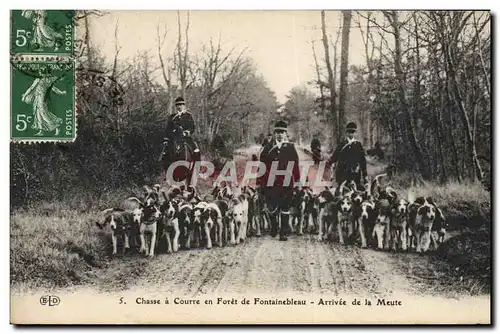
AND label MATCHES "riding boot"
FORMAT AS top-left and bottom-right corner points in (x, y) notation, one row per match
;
(270, 213), (278, 237)
(193, 150), (201, 162)
(279, 212), (289, 241)
(191, 139), (201, 161)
